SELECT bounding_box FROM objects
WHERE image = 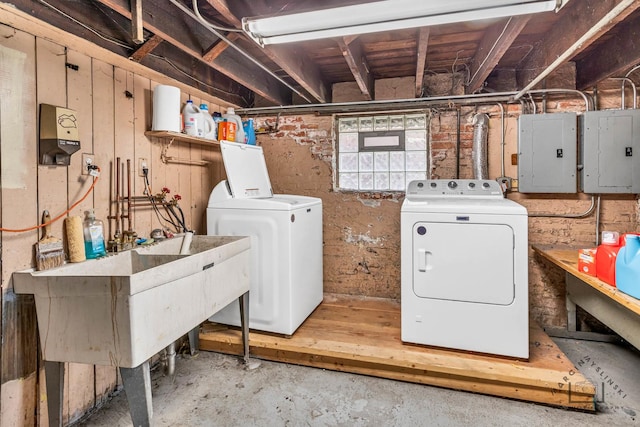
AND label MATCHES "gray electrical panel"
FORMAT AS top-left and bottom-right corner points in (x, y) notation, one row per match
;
(580, 109), (640, 194)
(518, 112), (577, 193)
